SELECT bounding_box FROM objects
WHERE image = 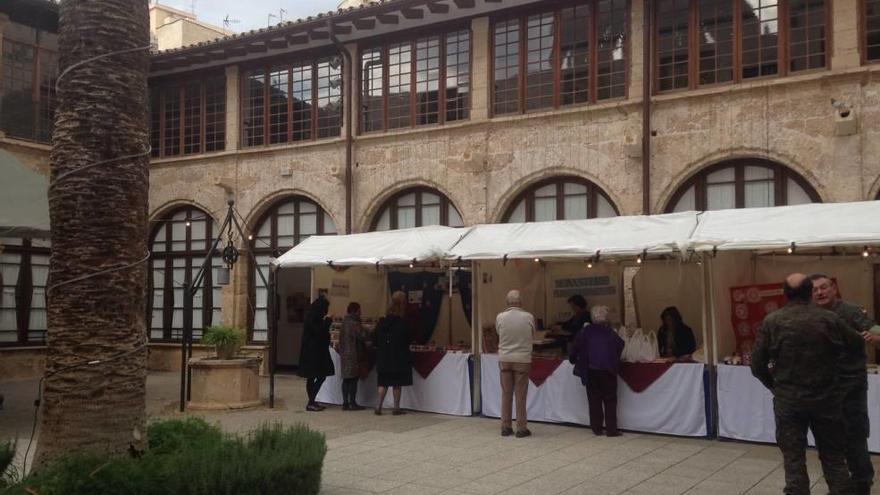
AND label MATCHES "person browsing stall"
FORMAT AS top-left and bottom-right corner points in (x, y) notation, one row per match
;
(298, 294), (335, 412)
(569, 305), (625, 437)
(338, 302), (367, 411)
(495, 289), (535, 438)
(811, 273), (876, 494)
(374, 291), (413, 416)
